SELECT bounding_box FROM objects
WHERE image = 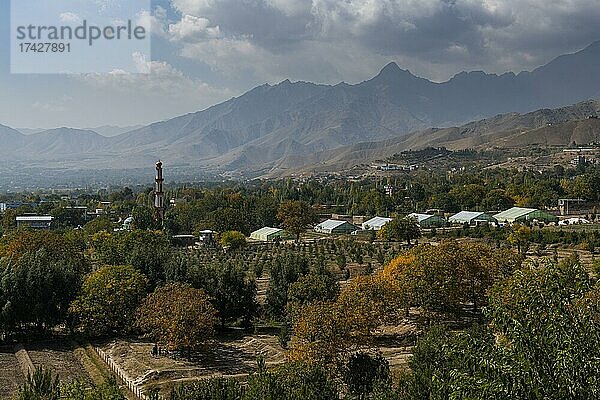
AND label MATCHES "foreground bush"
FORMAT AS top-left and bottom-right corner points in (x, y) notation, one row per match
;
(16, 366), (123, 400)
(169, 361), (338, 400)
(401, 257), (600, 400)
